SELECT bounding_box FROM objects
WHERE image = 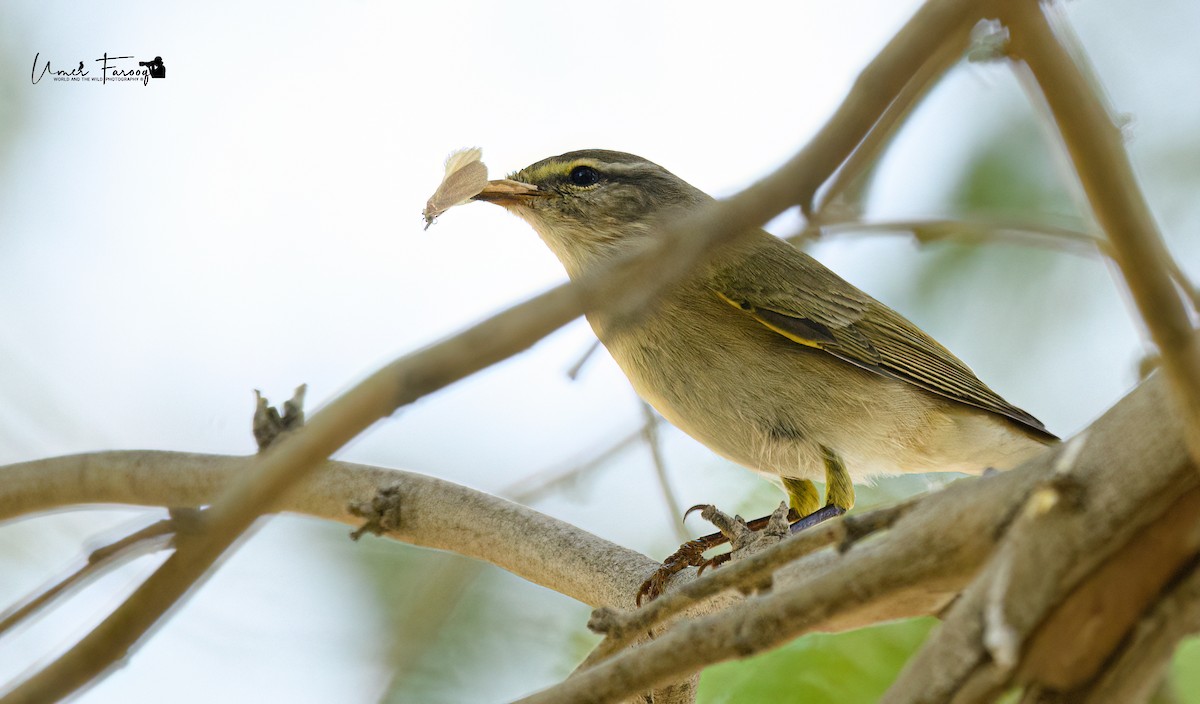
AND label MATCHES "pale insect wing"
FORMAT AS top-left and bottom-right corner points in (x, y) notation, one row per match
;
(423, 162), (488, 227)
(438, 160), (489, 207)
(423, 149), (488, 229)
(443, 147), (483, 177)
